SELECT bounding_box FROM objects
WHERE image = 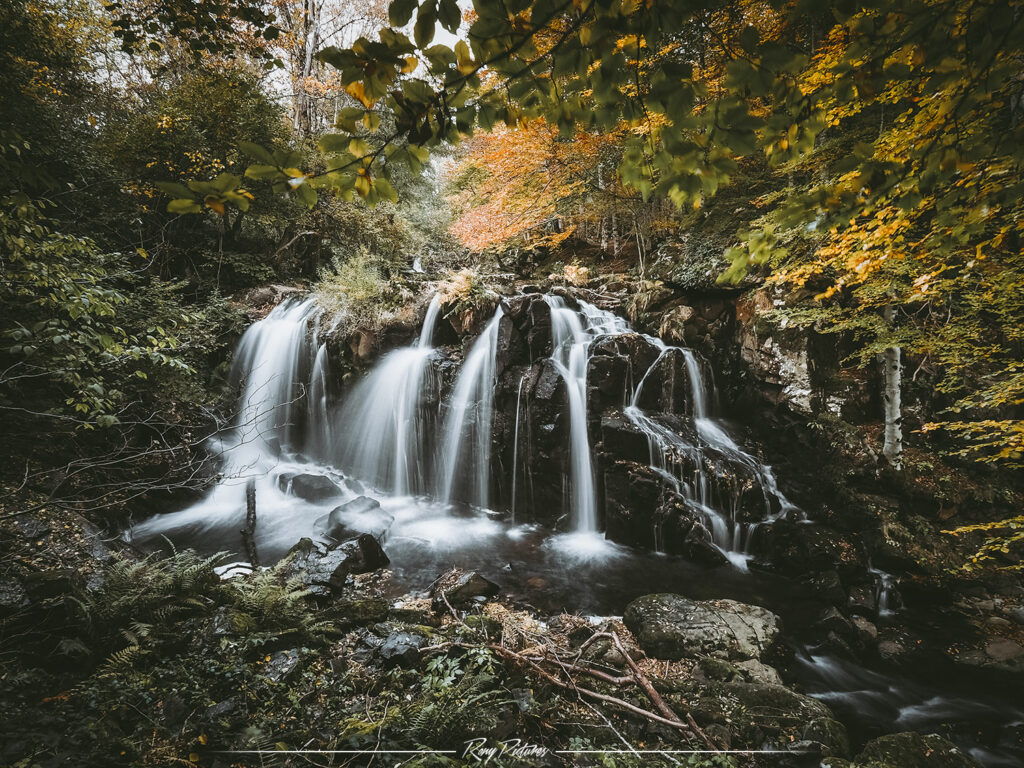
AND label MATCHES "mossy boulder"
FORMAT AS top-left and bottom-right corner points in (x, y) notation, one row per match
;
(854, 732), (978, 767)
(623, 593), (780, 660)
